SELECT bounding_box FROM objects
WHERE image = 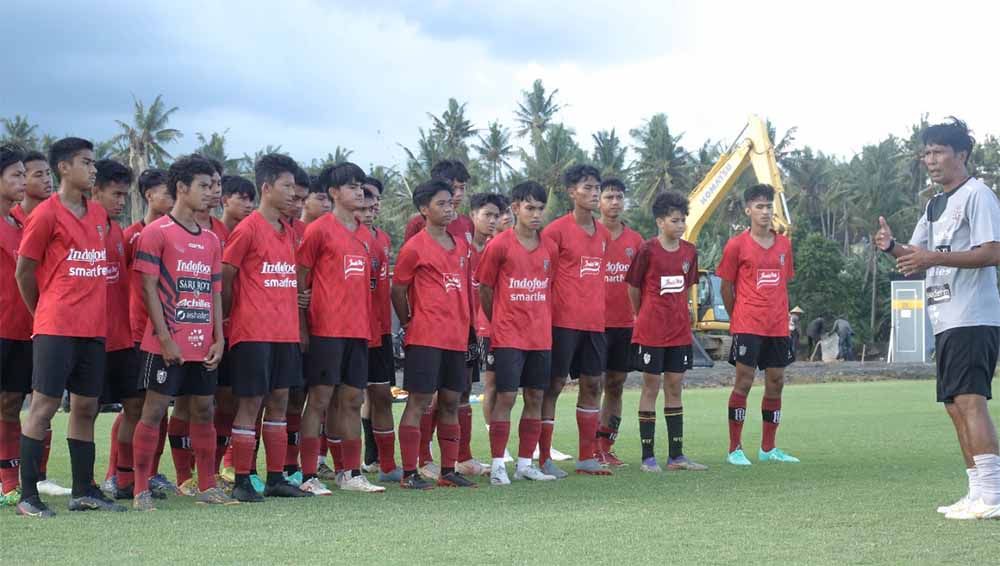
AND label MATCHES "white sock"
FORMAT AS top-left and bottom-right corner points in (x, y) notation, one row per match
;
(972, 454), (1000, 506)
(491, 457), (505, 468)
(967, 468), (981, 501)
(517, 457), (532, 470)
